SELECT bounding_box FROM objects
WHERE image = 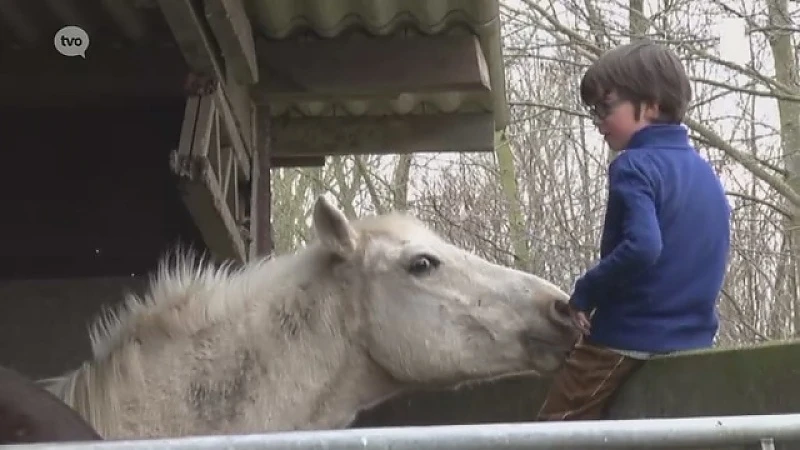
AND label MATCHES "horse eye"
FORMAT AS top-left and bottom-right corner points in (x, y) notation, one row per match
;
(408, 254), (440, 275)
